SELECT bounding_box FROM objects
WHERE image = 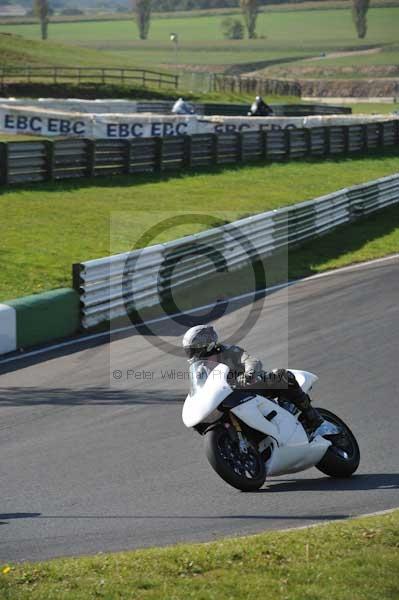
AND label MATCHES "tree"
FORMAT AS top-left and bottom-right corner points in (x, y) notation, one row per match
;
(34, 0), (49, 40)
(221, 17), (244, 39)
(352, 0), (370, 38)
(134, 0), (152, 40)
(239, 0), (258, 39)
